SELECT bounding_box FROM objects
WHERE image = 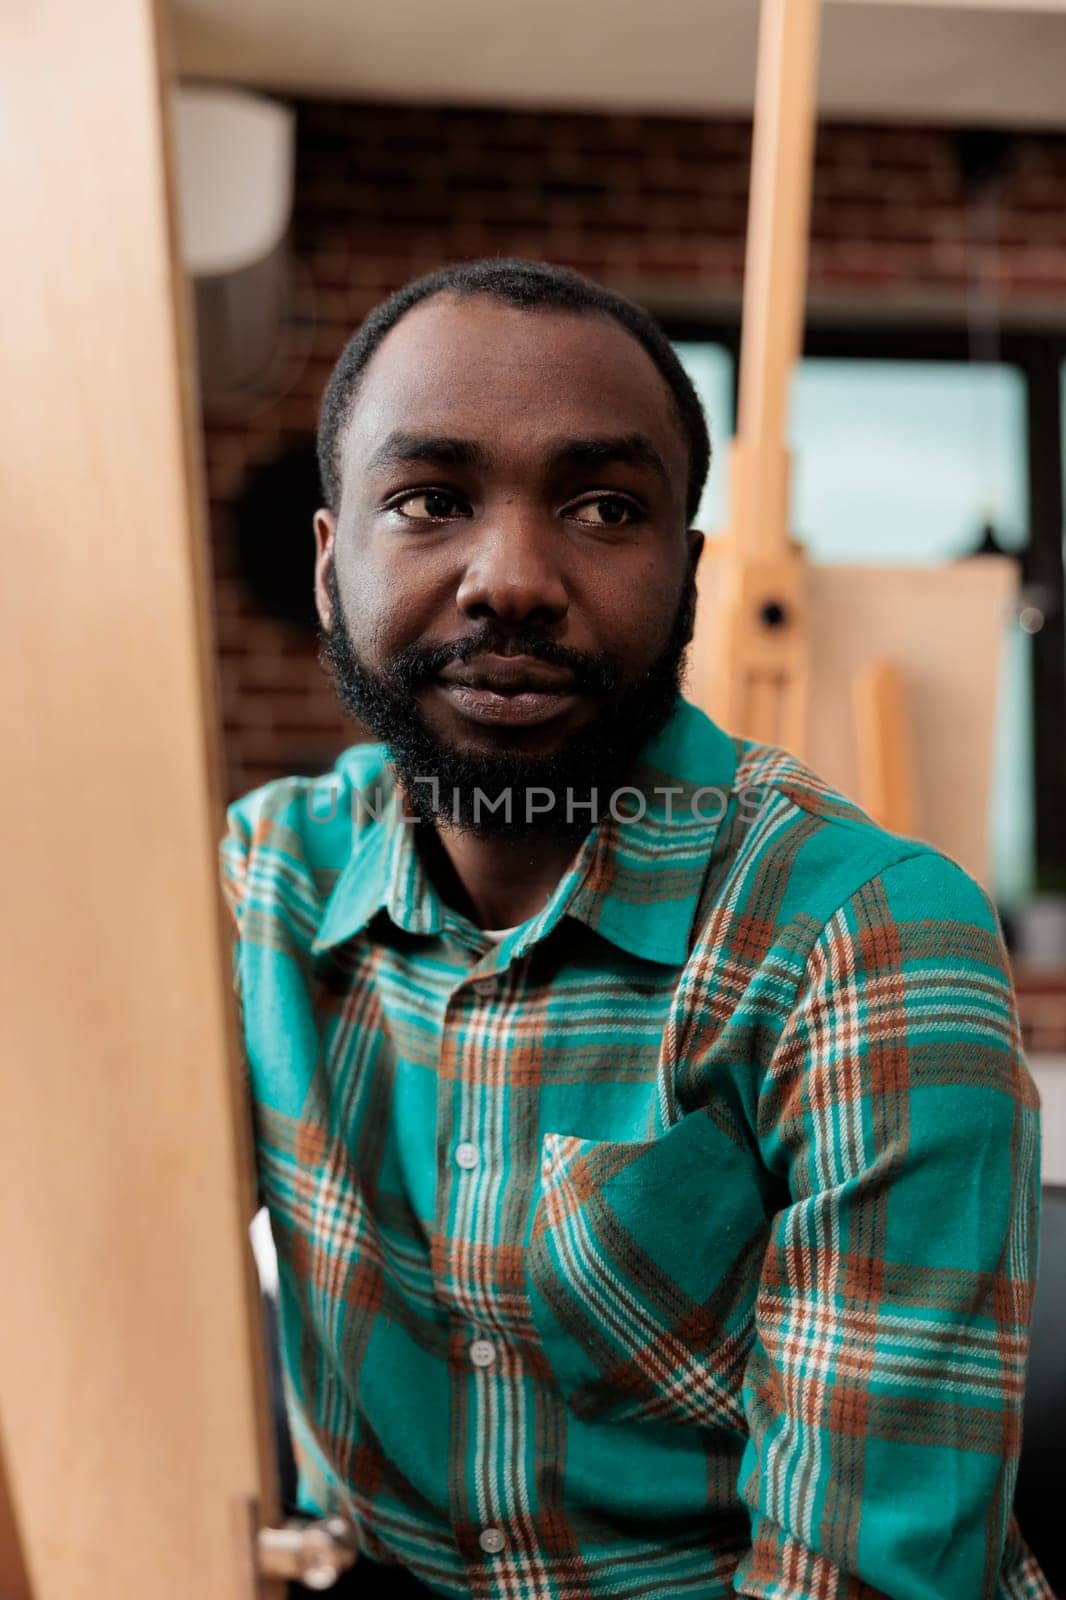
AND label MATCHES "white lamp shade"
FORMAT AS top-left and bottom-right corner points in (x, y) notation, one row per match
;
(172, 84), (295, 277)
